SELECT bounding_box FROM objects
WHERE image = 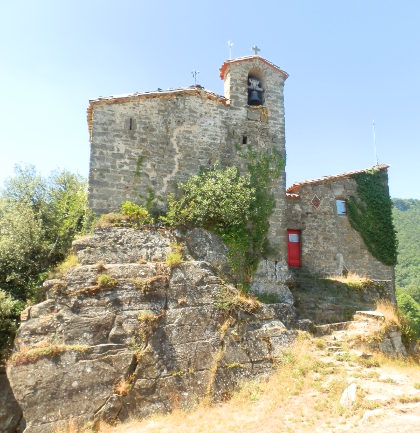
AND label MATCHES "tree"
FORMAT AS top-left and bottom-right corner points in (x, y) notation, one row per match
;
(0, 166), (88, 302)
